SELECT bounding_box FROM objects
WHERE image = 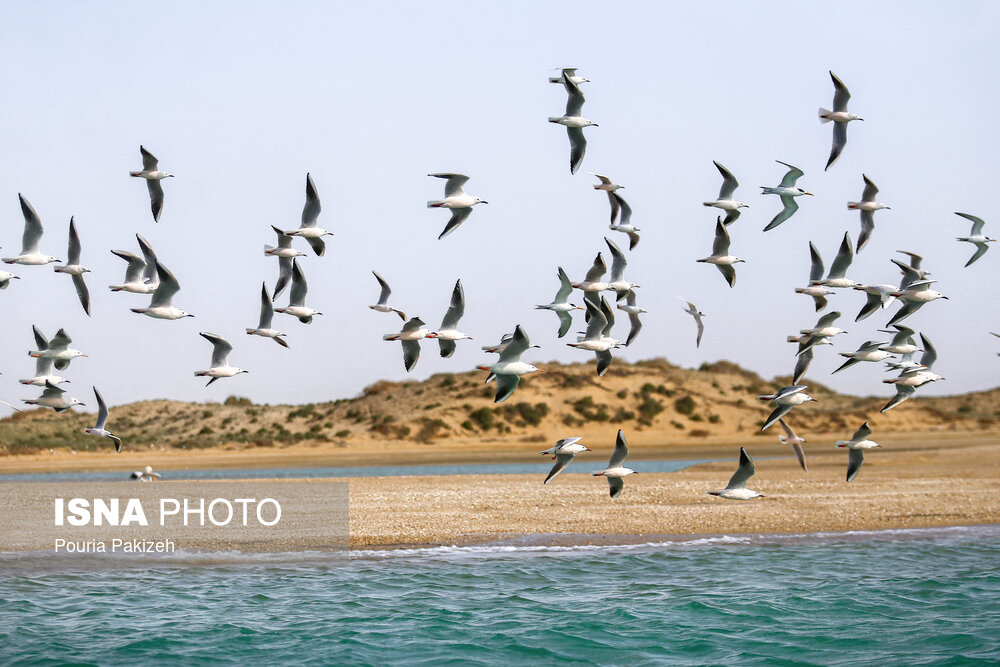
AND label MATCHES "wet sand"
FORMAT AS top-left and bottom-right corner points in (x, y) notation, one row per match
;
(2, 432), (997, 550)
